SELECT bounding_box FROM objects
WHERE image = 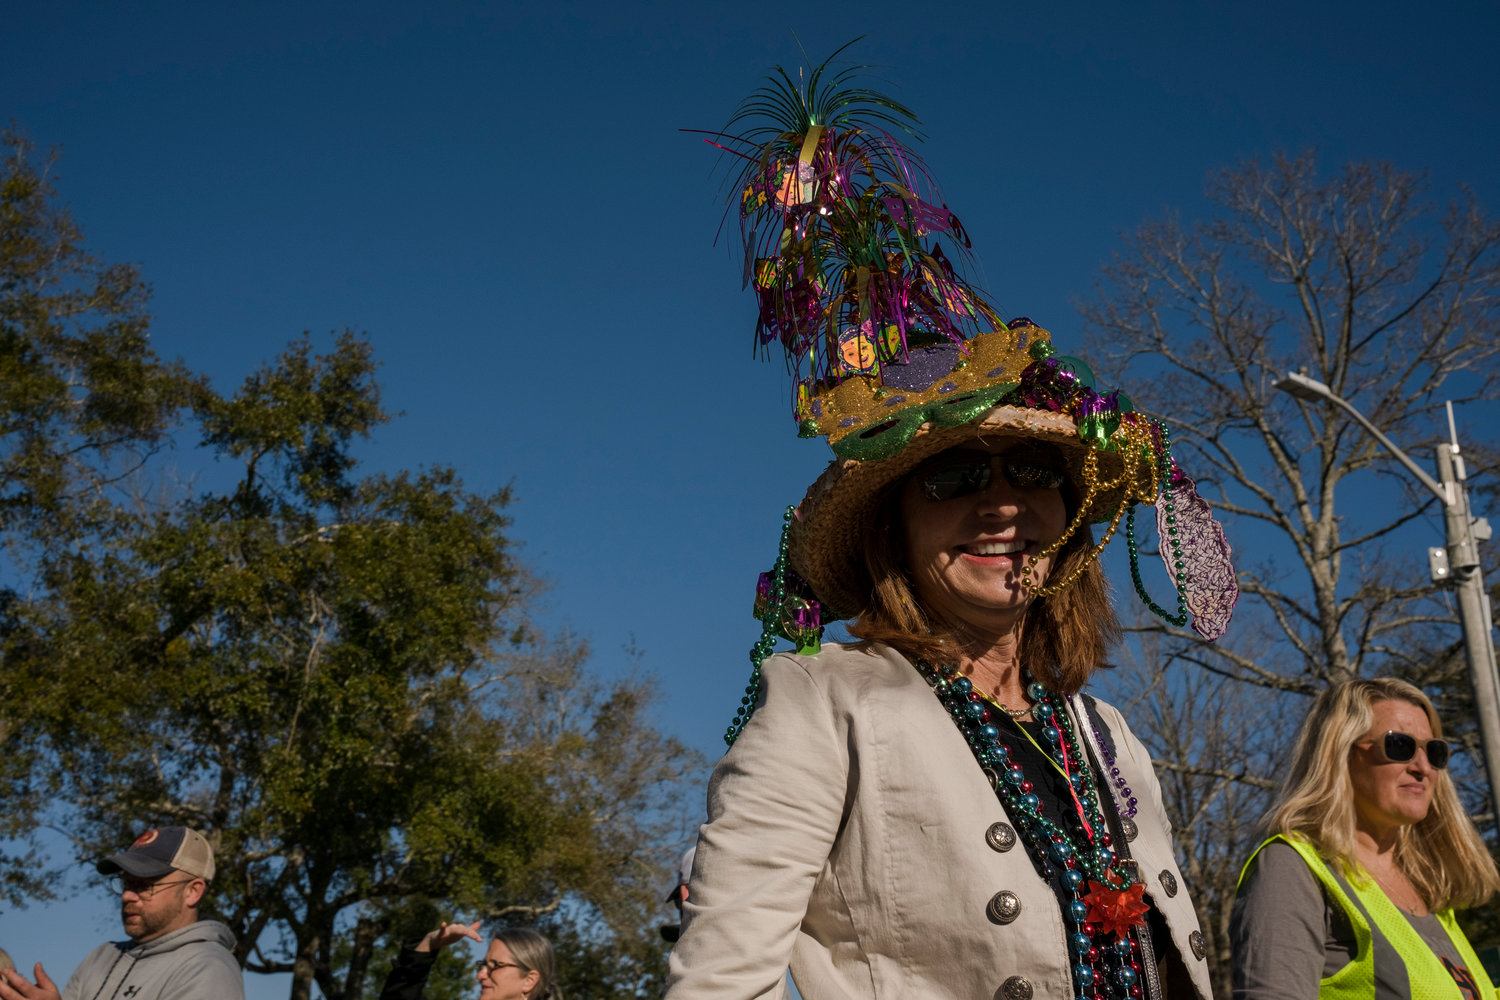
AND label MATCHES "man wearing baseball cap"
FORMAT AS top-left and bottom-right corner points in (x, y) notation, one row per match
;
(0, 827), (244, 1000)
